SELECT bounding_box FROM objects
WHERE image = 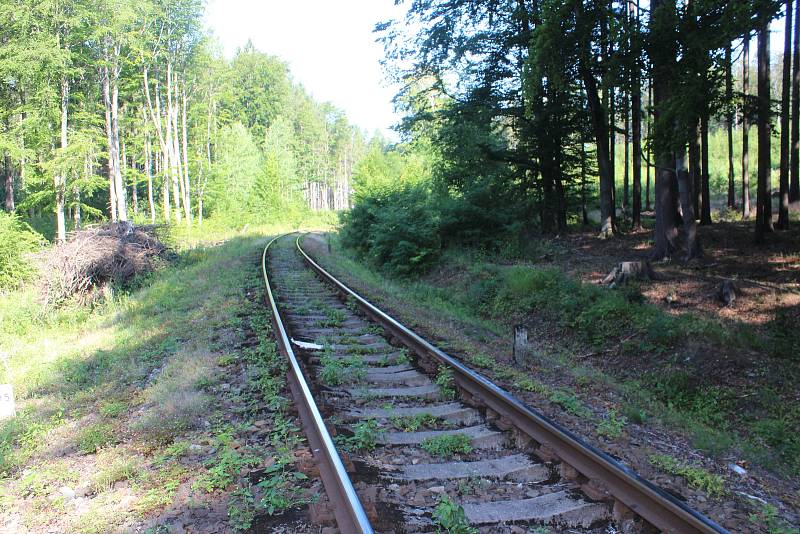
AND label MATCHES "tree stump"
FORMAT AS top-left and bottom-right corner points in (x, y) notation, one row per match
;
(602, 261), (659, 288)
(717, 280), (740, 307)
(513, 325), (530, 366)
